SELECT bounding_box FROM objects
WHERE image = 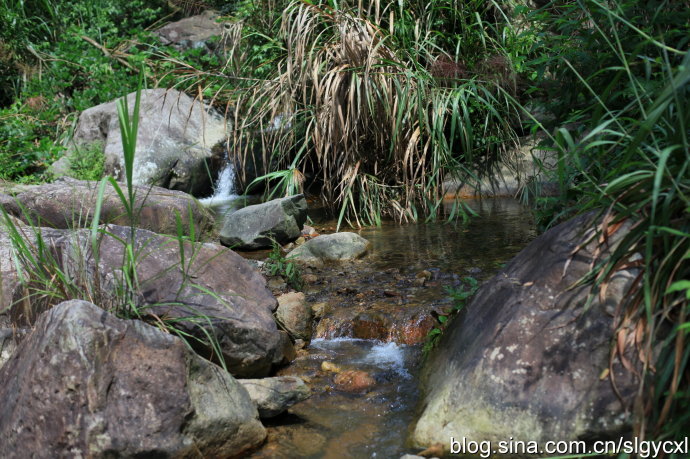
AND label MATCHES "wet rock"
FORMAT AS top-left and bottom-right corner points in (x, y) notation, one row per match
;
(267, 277), (287, 292)
(69, 88), (226, 196)
(288, 232), (370, 266)
(311, 302), (329, 318)
(275, 292), (312, 340)
(416, 270), (432, 280)
(239, 376), (311, 418)
(389, 314), (437, 345)
(411, 213), (638, 450)
(352, 312), (390, 340)
(279, 331), (297, 363)
(302, 224), (318, 238)
(321, 361), (342, 373)
(0, 300), (266, 457)
(255, 425), (326, 458)
(417, 443), (445, 457)
(219, 194), (307, 250)
(302, 273), (318, 284)
(334, 370), (376, 393)
(1, 178), (214, 236)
